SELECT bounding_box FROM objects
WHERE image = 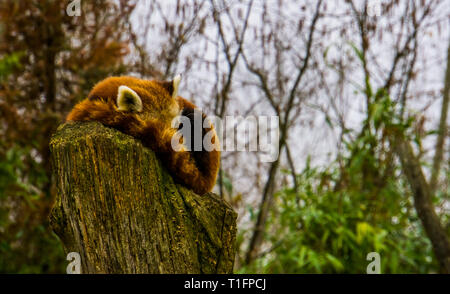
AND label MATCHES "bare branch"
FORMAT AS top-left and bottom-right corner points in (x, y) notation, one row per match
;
(430, 41), (450, 194)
